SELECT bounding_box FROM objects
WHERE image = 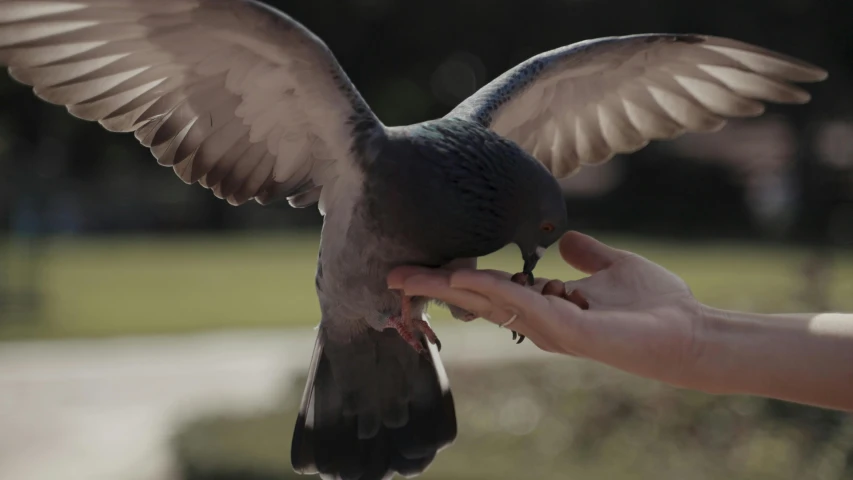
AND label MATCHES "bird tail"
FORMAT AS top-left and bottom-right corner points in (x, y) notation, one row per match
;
(291, 323), (457, 480)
